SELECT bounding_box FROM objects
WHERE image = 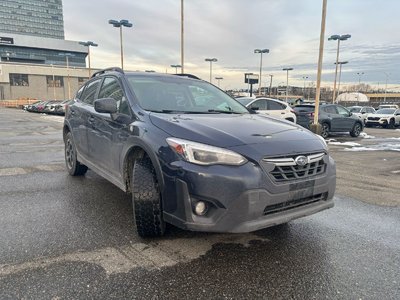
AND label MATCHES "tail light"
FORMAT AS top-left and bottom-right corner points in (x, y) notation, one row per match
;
(308, 112), (315, 118)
